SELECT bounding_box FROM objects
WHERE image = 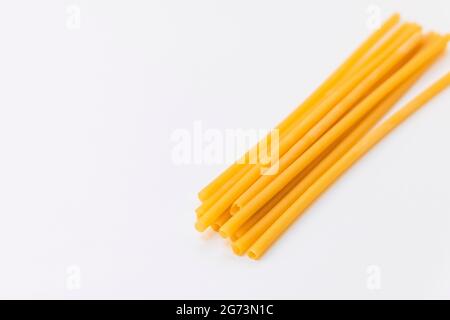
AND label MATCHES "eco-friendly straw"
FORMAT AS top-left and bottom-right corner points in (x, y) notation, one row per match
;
(231, 25), (421, 213)
(197, 14), (401, 202)
(248, 69), (450, 259)
(232, 41), (441, 255)
(196, 19), (410, 232)
(195, 15), (449, 260)
(220, 34), (445, 237)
